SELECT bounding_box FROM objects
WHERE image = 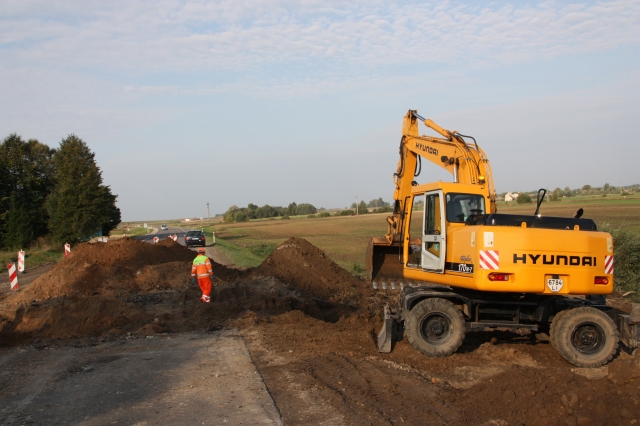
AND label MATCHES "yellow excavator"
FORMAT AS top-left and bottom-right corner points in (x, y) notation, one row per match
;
(369, 110), (639, 367)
